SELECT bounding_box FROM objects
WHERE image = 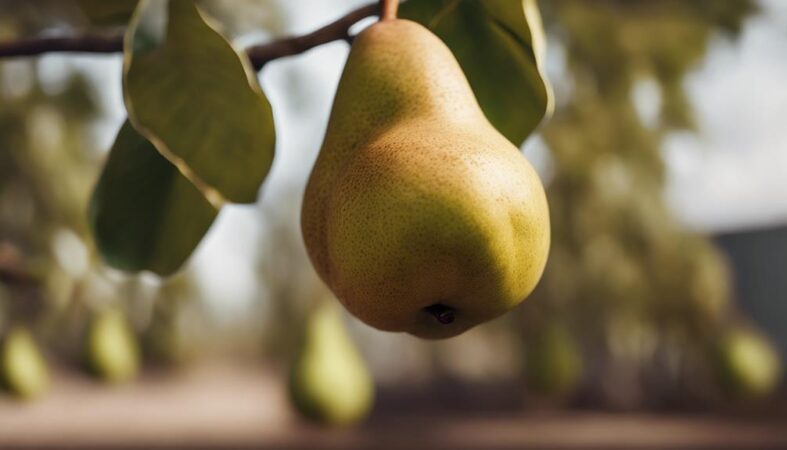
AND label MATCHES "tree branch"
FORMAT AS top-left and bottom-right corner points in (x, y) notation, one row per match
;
(247, 3), (378, 70)
(0, 3), (379, 71)
(0, 244), (38, 287)
(0, 34), (123, 58)
(0, 264), (37, 287)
